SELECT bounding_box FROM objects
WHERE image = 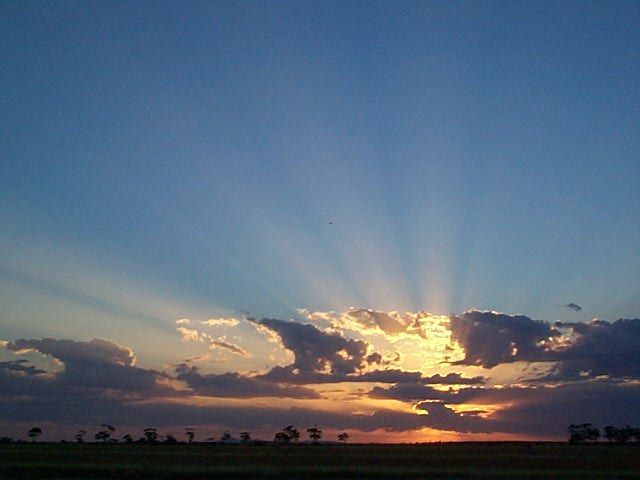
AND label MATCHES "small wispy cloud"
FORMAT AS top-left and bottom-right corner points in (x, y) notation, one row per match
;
(202, 318), (240, 327)
(208, 338), (250, 358)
